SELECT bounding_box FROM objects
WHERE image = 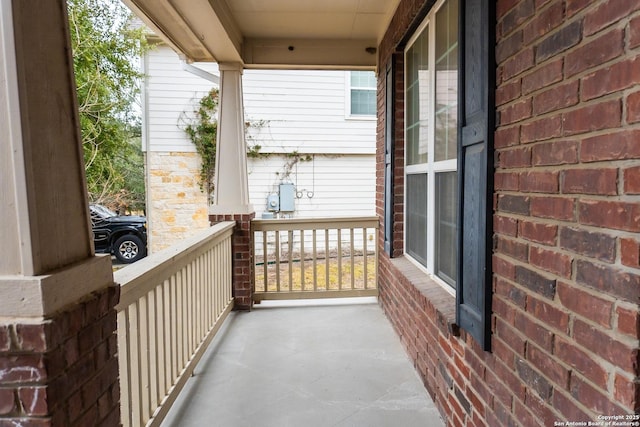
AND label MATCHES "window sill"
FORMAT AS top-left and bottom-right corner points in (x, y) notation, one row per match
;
(345, 114), (376, 121)
(388, 256), (460, 336)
